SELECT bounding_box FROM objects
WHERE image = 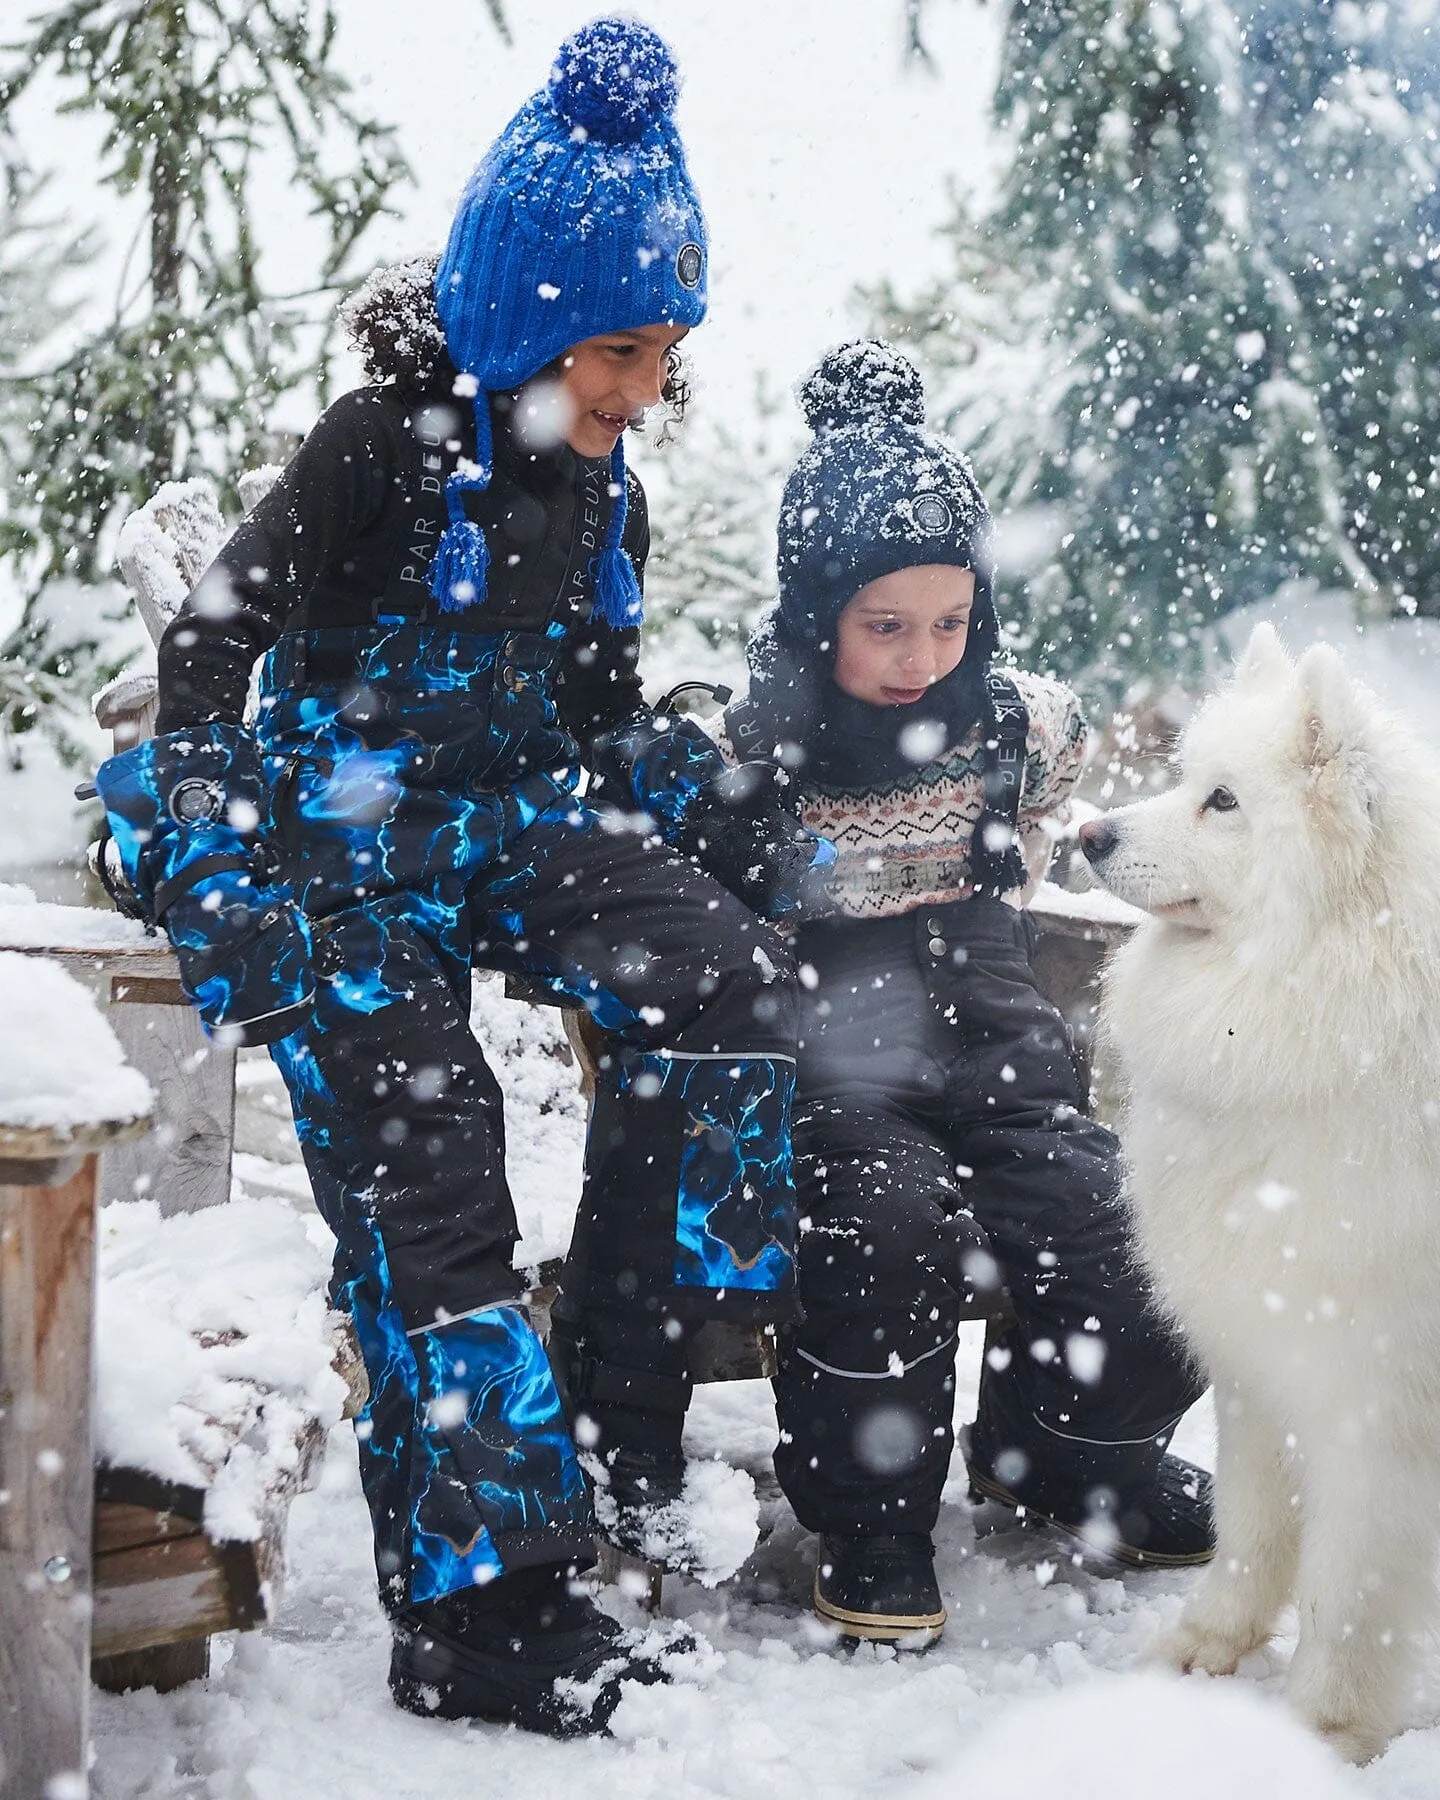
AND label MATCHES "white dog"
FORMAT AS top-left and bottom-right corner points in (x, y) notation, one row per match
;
(1079, 623), (1440, 1763)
